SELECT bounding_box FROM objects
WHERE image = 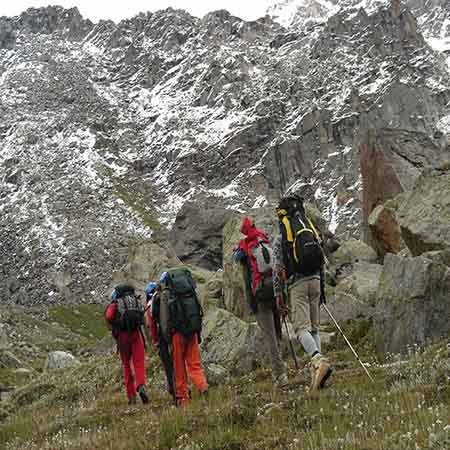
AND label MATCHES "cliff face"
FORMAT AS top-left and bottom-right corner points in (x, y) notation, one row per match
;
(1, 1), (449, 302)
